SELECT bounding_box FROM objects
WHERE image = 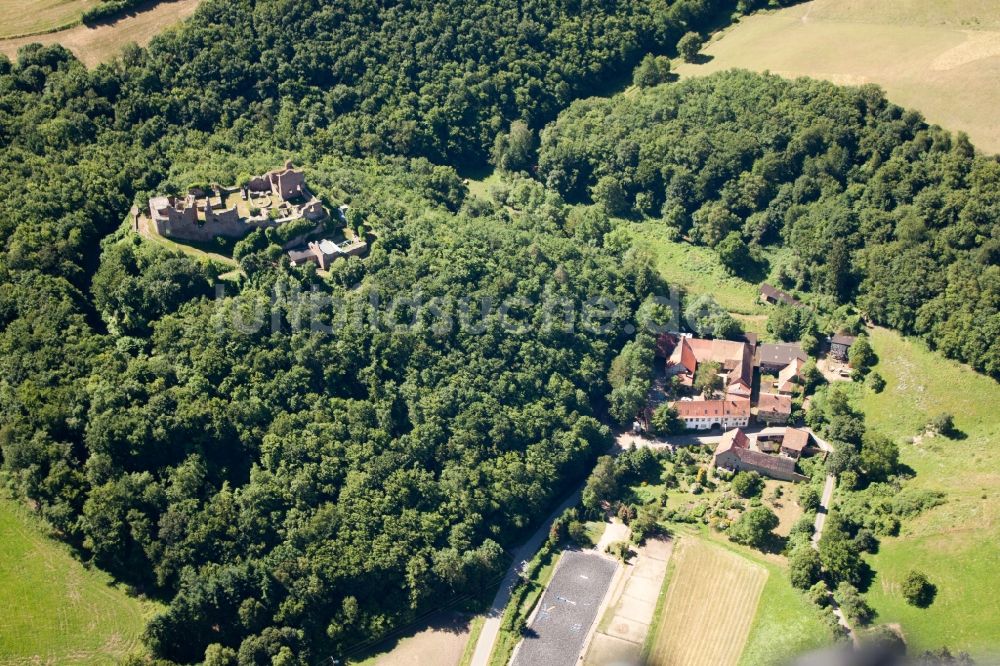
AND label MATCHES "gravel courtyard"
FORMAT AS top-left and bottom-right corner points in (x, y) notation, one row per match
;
(512, 551), (618, 666)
